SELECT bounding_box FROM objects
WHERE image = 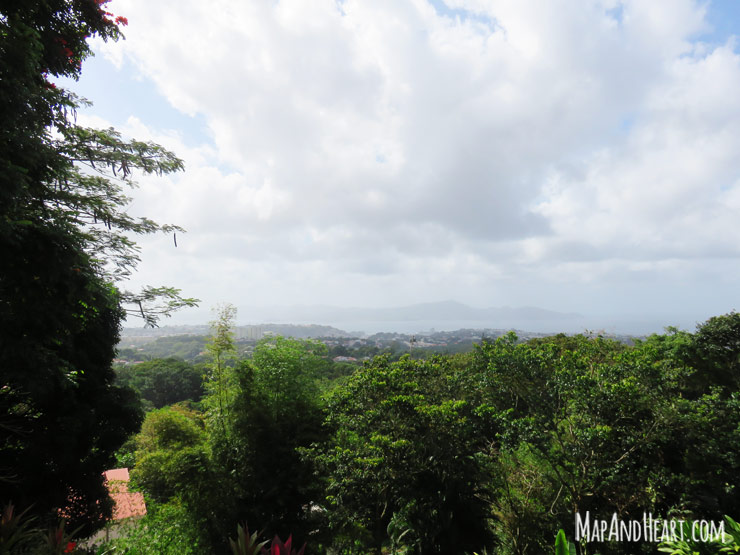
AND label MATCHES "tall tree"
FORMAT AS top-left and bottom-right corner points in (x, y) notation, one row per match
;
(115, 358), (205, 409)
(206, 337), (328, 547)
(312, 354), (496, 554)
(0, 0), (197, 323)
(204, 304), (238, 431)
(1, 0), (196, 535)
